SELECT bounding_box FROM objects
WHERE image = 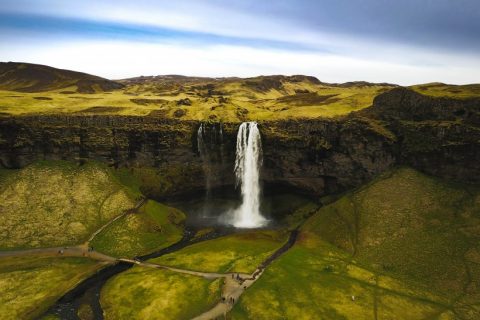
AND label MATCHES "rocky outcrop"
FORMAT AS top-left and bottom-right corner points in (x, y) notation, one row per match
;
(368, 87), (480, 123)
(365, 87), (480, 183)
(260, 118), (396, 195)
(0, 88), (479, 198)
